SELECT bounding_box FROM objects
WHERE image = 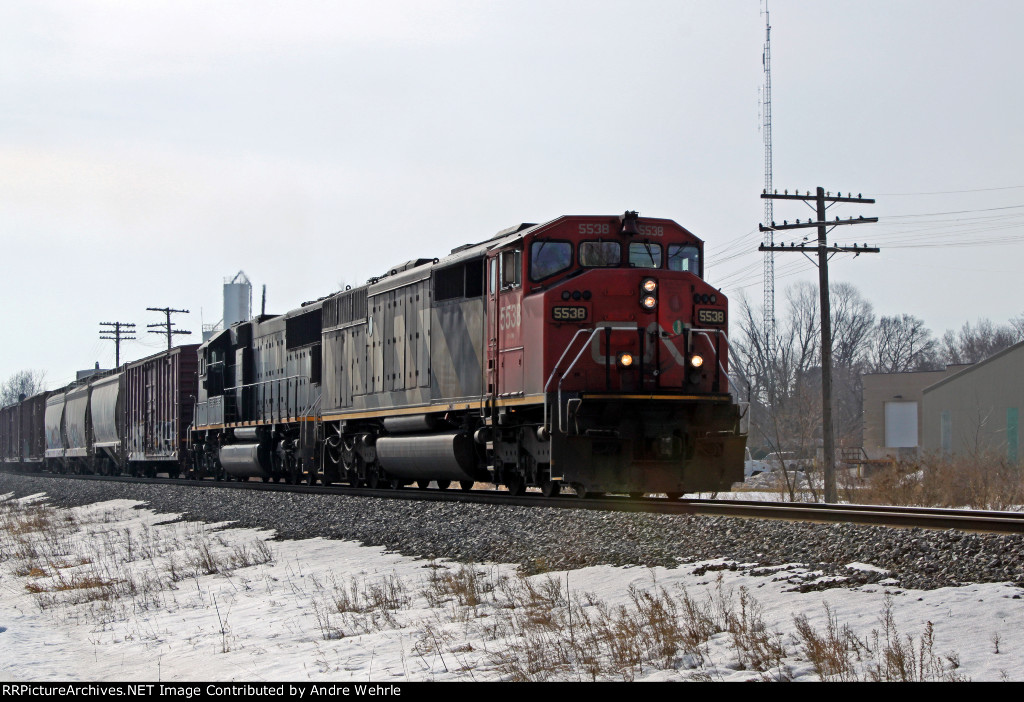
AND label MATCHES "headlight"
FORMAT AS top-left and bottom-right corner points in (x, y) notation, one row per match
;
(618, 353), (634, 367)
(642, 278), (657, 293)
(689, 354), (704, 368)
(641, 295), (657, 310)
